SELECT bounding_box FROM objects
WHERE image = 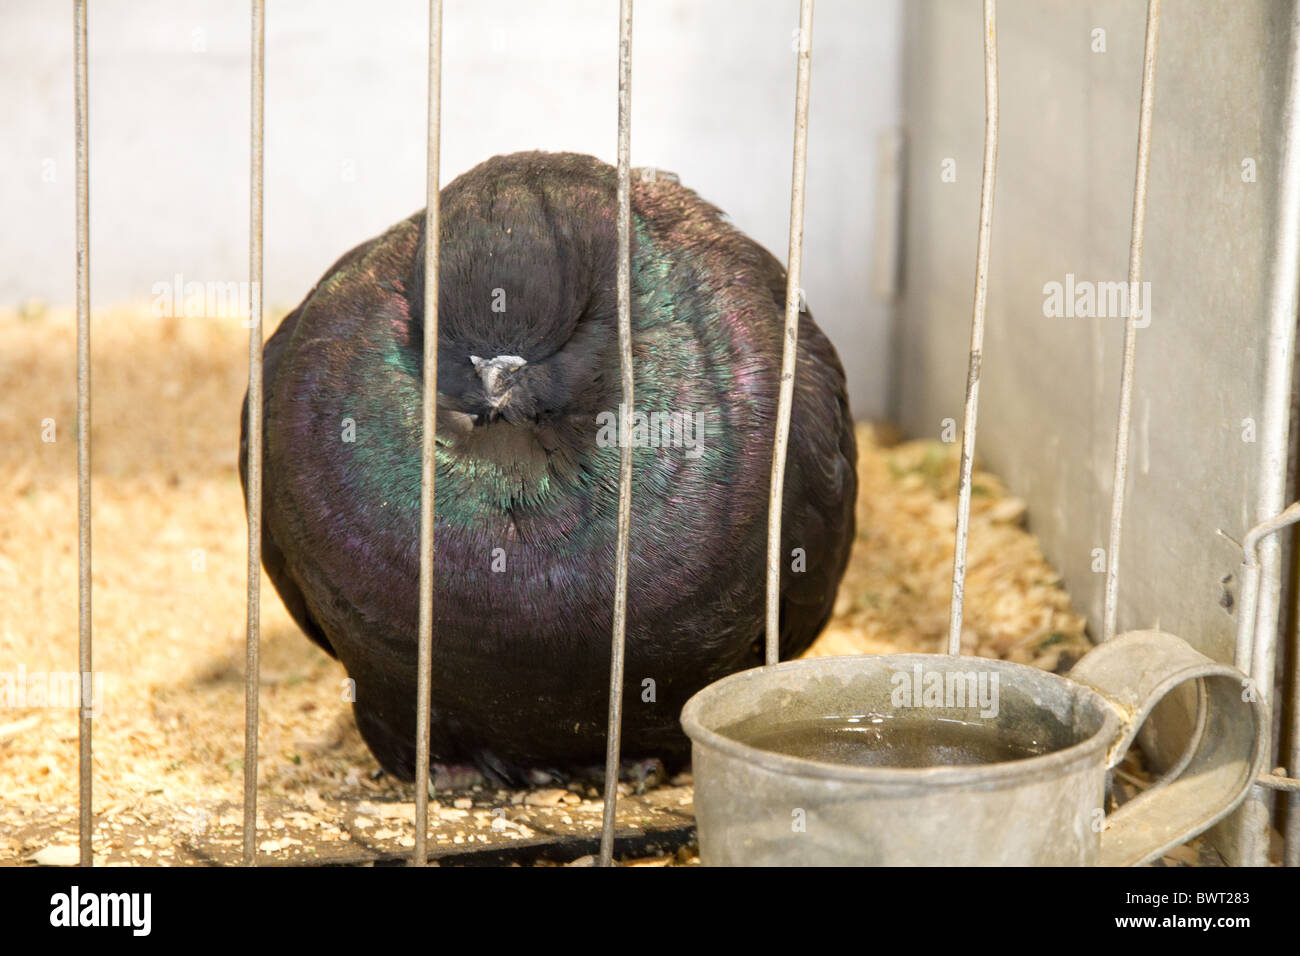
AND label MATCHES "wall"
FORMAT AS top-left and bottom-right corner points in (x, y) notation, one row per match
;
(897, 0), (1298, 863)
(0, 0), (902, 419)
